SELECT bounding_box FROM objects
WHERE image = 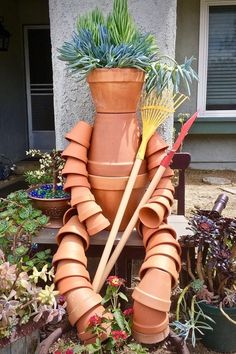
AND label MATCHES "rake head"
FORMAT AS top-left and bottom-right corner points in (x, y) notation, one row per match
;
(137, 90), (188, 159)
